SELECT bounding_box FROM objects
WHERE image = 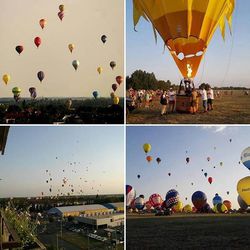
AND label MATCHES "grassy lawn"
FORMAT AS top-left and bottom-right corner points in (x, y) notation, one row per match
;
(126, 213), (250, 249)
(127, 90), (250, 124)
